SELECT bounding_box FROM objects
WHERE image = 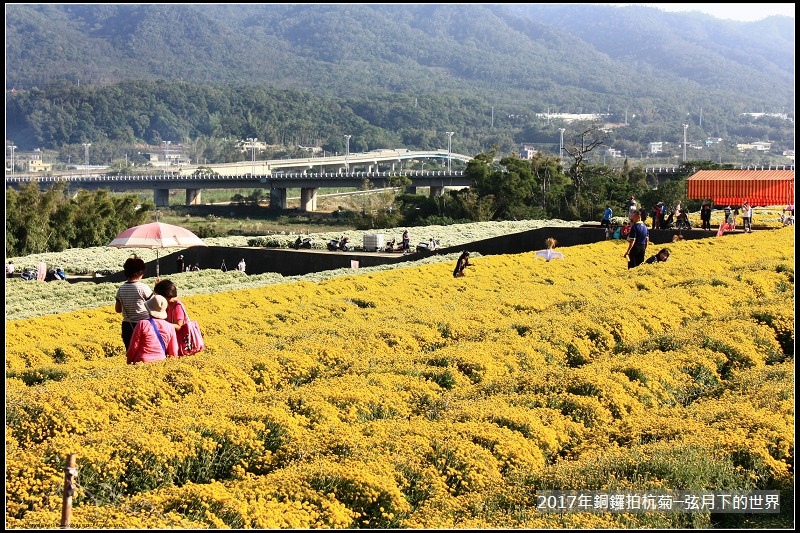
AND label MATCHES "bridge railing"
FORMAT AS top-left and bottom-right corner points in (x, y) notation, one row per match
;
(5, 170), (467, 183)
